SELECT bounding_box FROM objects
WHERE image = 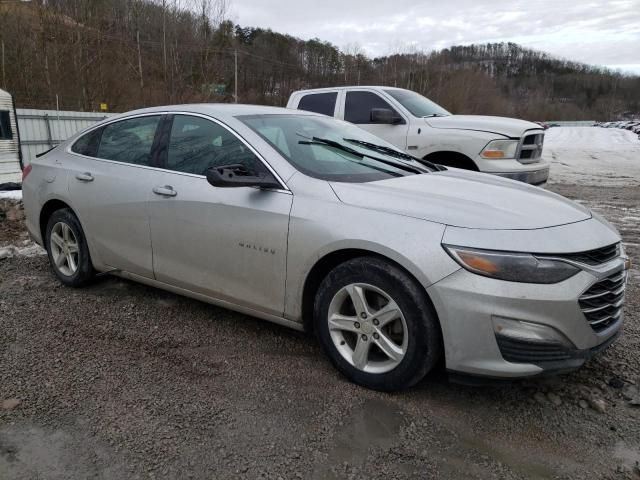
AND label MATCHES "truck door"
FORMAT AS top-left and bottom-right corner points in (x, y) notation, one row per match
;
(341, 90), (409, 150)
